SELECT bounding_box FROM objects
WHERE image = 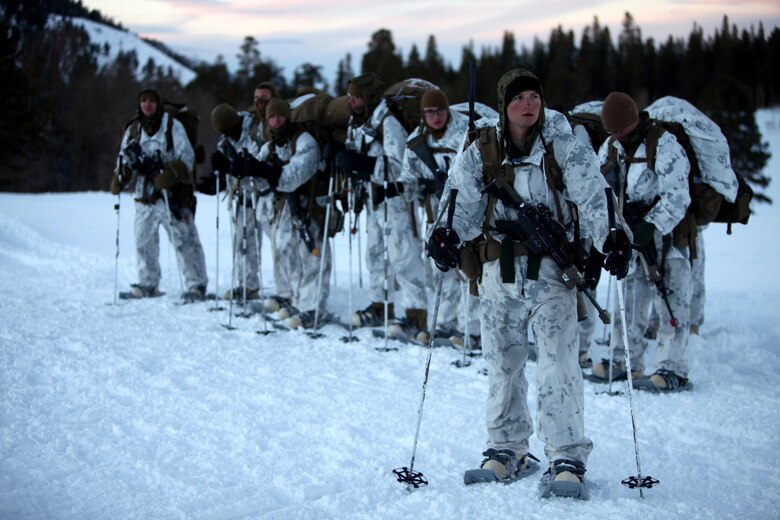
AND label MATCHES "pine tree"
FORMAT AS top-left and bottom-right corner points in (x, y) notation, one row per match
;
(360, 29), (403, 84)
